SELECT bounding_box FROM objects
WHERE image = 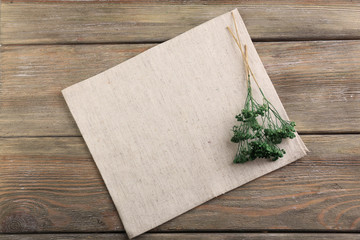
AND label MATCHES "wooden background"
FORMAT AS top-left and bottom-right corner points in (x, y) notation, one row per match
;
(1, 1), (360, 239)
